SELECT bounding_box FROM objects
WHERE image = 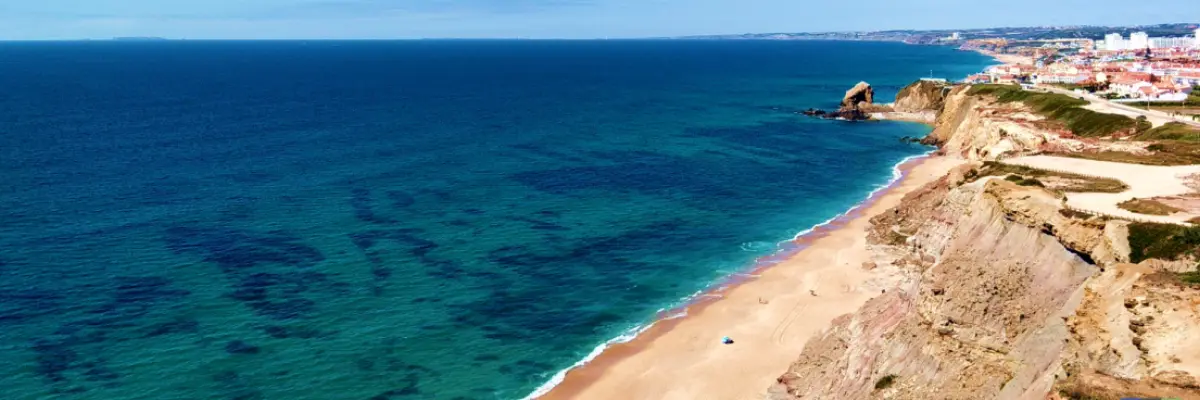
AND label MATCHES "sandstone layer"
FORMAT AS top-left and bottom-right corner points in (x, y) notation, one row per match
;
(771, 84), (1200, 400)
